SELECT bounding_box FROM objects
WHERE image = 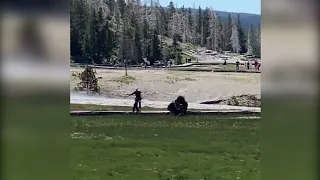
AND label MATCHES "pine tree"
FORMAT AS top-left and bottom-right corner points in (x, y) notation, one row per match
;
(142, 19), (150, 58)
(107, 0), (116, 14)
(71, 0), (91, 63)
(201, 8), (210, 46)
(255, 23), (261, 57)
(90, 8), (103, 64)
(187, 8), (193, 27)
(246, 24), (255, 55)
(146, 44), (152, 63)
(150, 29), (162, 64)
(197, 6), (202, 35)
(97, 7), (104, 28)
(168, 1), (176, 14)
(215, 13), (224, 52)
(76, 66), (100, 93)
(224, 13), (233, 51)
(170, 34), (182, 64)
(133, 21), (143, 64)
(231, 22), (240, 54)
(70, 0), (83, 62)
(207, 9), (215, 50)
(99, 20), (115, 63)
(237, 14), (246, 53)
(118, 0), (126, 16)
